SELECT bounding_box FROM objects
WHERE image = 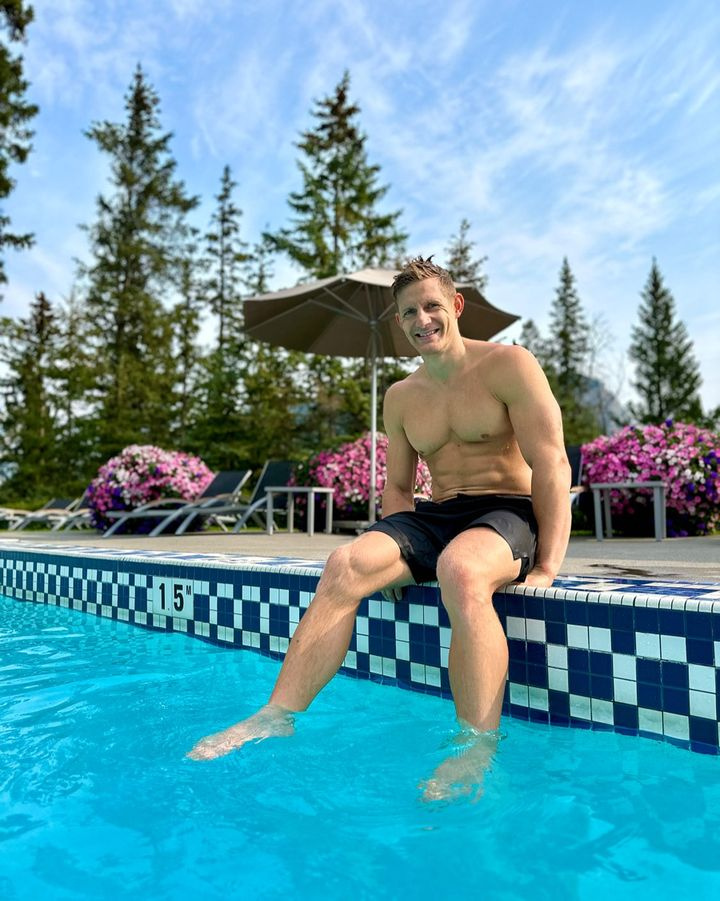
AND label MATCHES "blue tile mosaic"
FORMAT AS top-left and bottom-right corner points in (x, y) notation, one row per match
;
(0, 539), (719, 755)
